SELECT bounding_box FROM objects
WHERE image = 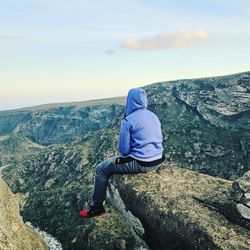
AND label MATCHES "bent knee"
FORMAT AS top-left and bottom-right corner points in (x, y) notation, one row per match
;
(95, 163), (106, 176)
